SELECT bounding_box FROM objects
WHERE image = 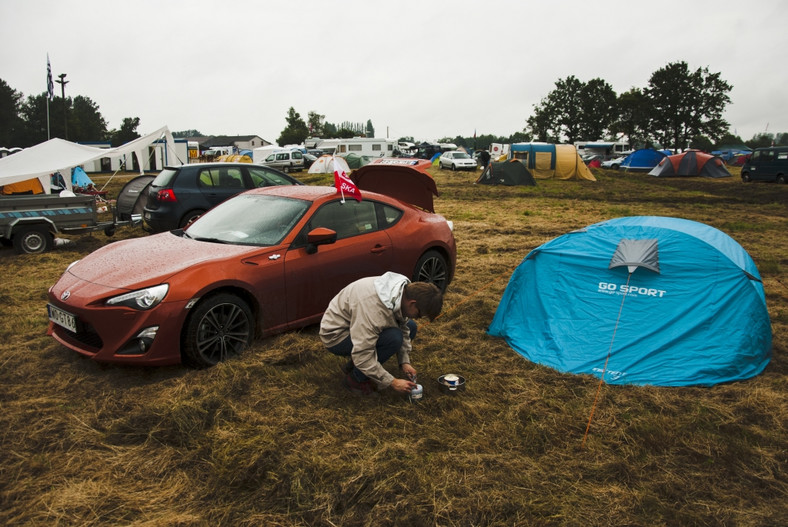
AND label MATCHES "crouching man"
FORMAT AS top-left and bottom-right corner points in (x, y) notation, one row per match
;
(320, 272), (443, 397)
